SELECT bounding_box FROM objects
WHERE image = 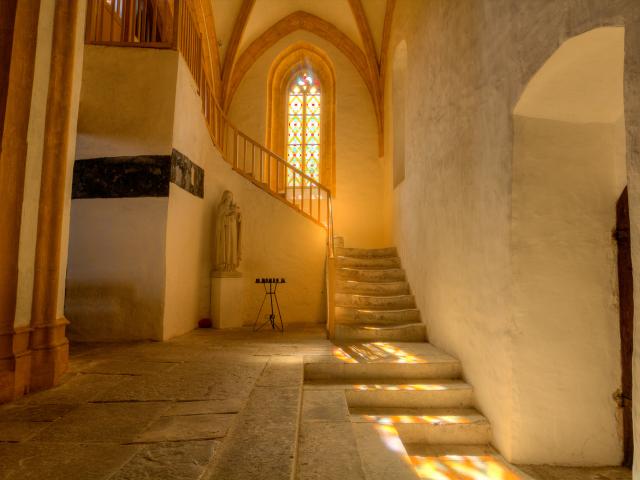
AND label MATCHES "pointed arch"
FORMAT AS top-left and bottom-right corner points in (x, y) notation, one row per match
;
(266, 42), (336, 192)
